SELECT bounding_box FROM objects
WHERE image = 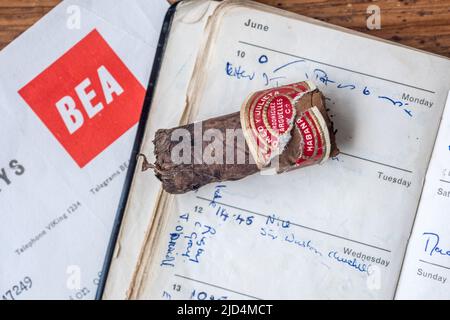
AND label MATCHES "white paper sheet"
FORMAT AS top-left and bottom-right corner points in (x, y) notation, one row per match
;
(0, 0), (167, 300)
(130, 1), (450, 299)
(396, 92), (450, 299)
